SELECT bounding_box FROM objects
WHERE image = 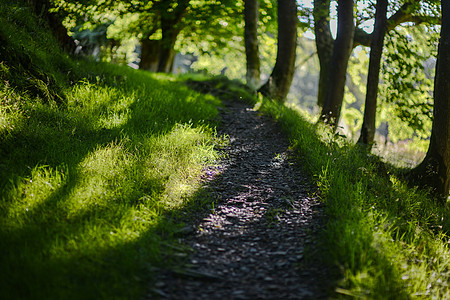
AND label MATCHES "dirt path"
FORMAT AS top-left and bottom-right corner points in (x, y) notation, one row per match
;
(148, 97), (333, 299)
